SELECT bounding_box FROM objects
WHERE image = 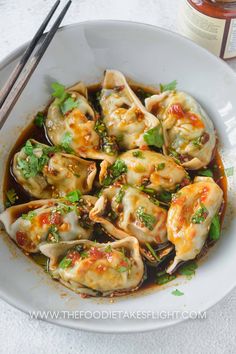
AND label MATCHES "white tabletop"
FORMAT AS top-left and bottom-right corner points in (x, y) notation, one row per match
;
(0, 0), (236, 353)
